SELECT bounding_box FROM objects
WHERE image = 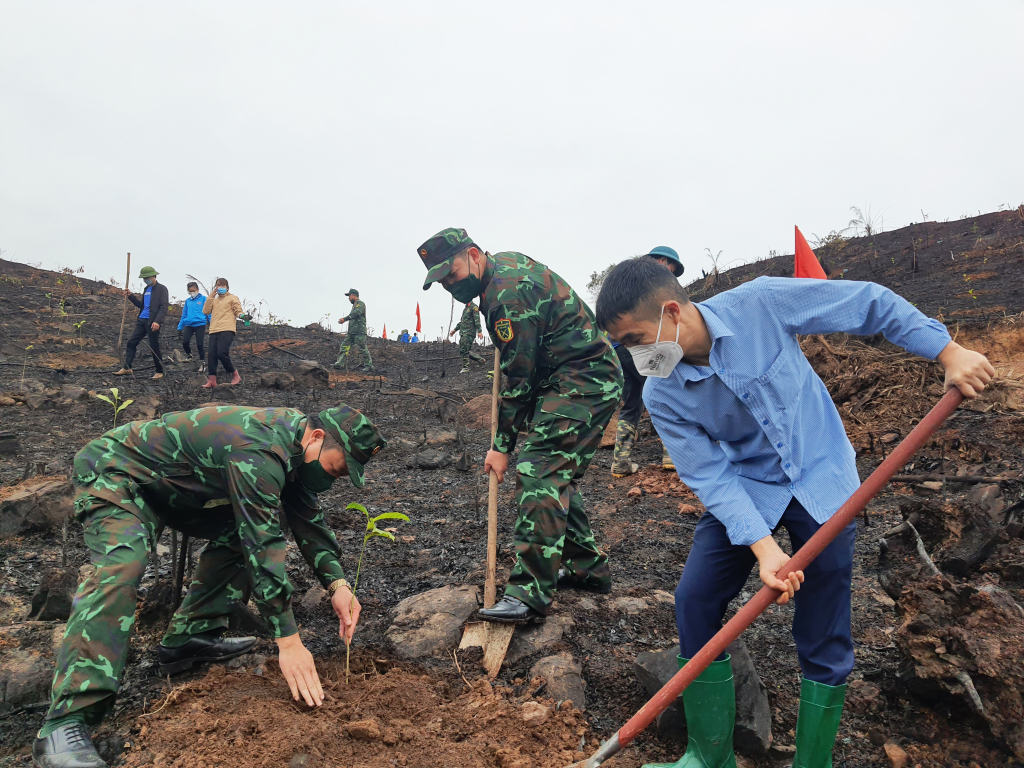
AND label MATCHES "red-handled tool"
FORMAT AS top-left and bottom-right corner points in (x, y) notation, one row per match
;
(569, 387), (963, 768)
